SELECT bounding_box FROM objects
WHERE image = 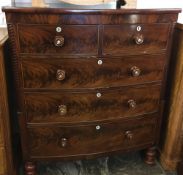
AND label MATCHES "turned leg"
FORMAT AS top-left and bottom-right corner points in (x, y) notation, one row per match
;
(144, 147), (156, 165)
(25, 162), (36, 175)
